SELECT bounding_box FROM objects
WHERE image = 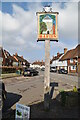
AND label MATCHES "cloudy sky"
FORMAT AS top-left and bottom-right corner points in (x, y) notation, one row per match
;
(0, 1), (79, 63)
